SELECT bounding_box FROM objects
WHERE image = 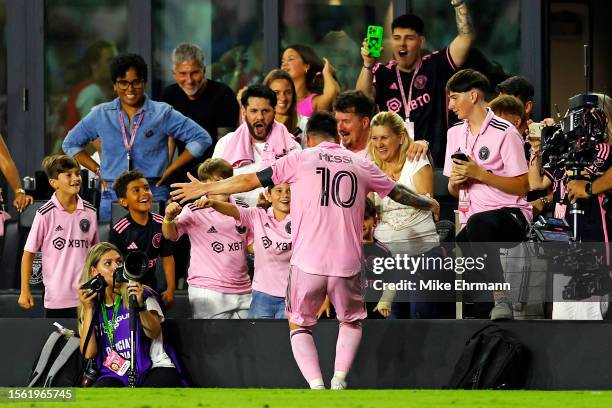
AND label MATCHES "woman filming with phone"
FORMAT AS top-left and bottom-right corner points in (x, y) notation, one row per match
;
(78, 242), (184, 387)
